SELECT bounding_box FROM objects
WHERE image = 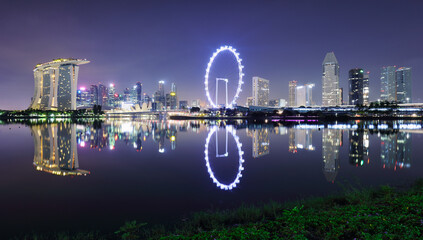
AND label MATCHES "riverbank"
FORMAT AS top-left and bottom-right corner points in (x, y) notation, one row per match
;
(13, 179), (423, 240)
